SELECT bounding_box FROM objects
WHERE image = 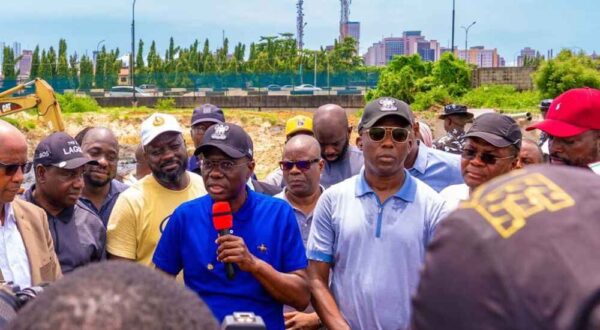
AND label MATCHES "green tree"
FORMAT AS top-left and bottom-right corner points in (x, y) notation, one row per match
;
(30, 46), (40, 78)
(57, 39), (70, 89)
(79, 55), (94, 89)
(2, 47), (16, 81)
(431, 52), (472, 96)
(534, 49), (600, 98)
